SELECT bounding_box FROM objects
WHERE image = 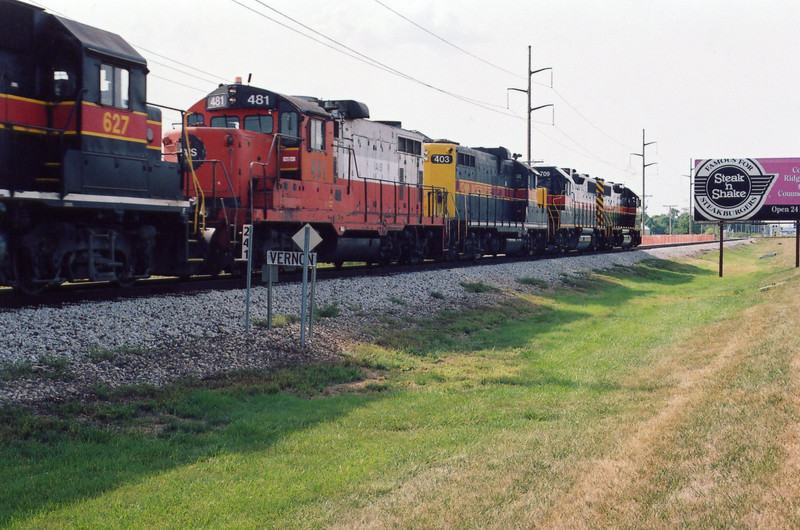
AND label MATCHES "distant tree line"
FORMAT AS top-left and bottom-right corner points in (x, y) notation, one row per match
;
(644, 209), (766, 236)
